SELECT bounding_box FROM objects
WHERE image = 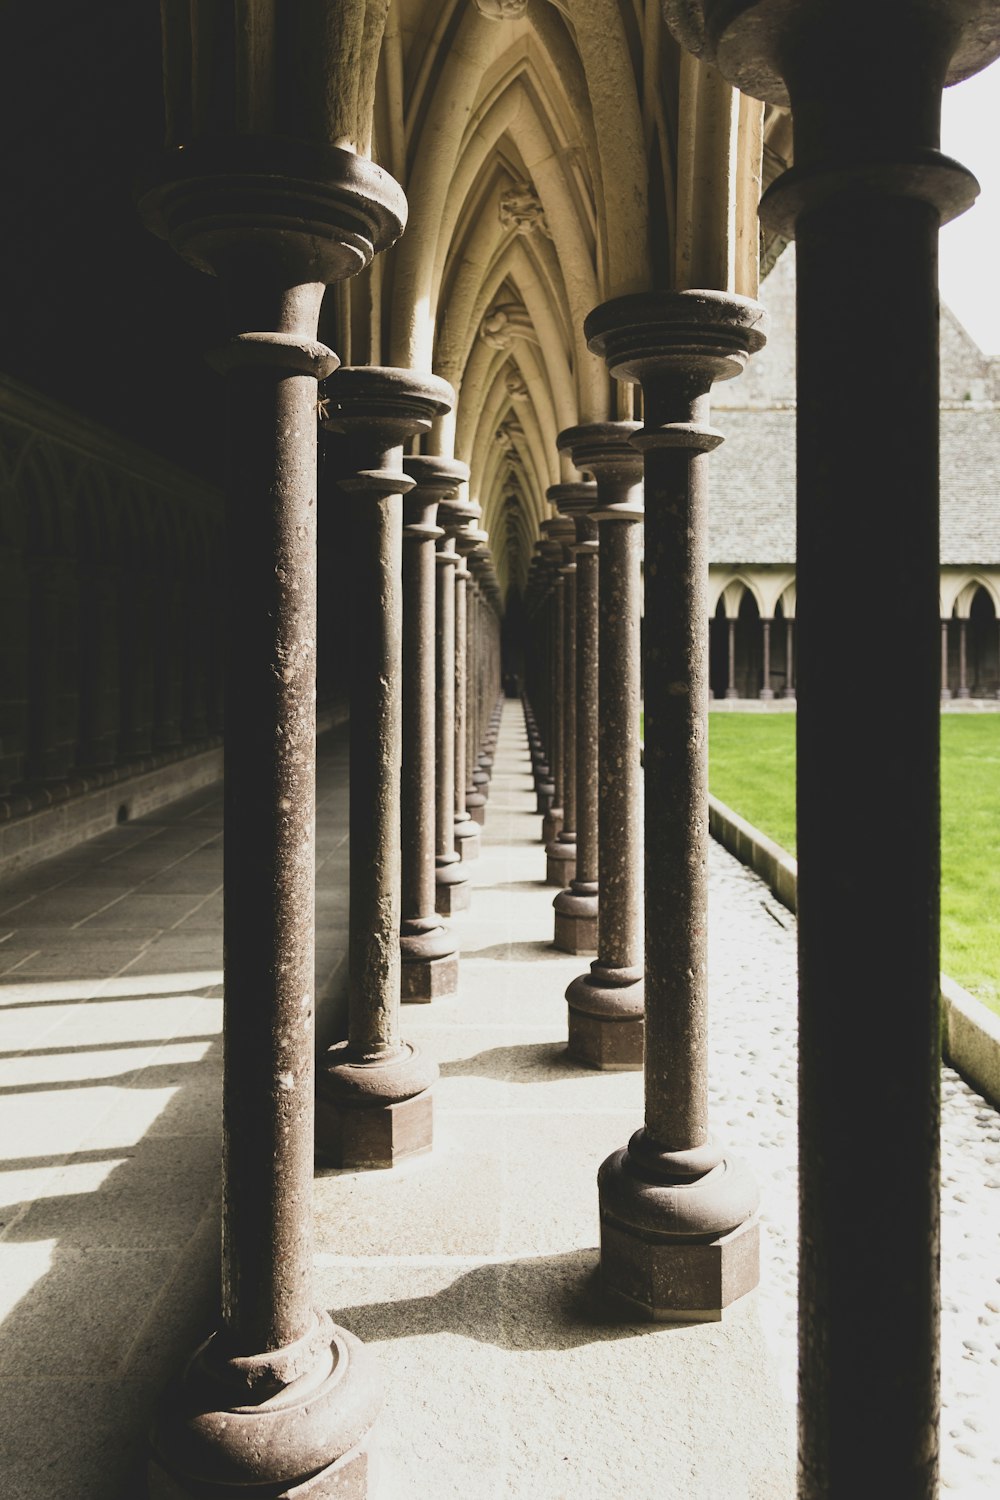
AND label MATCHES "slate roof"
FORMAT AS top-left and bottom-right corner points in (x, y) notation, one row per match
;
(708, 247), (1000, 567)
